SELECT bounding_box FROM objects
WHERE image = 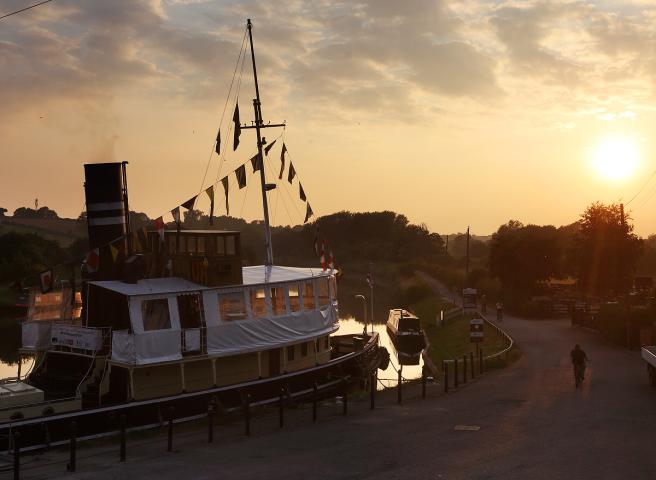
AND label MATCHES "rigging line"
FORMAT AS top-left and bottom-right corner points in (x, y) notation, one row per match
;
(272, 150), (304, 223)
(197, 27), (248, 197)
(264, 155), (297, 226)
(0, 0), (54, 20)
(625, 169), (656, 206)
(633, 184), (656, 211)
(238, 177), (251, 219)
